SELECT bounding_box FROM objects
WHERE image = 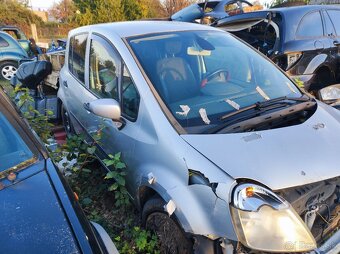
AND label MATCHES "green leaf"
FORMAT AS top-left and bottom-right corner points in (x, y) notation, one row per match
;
(87, 146), (96, 154)
(105, 171), (117, 179)
(114, 152), (121, 160)
(115, 162), (126, 169)
(82, 197), (92, 205)
(108, 183), (118, 191)
(116, 176), (125, 186)
(103, 159), (114, 167)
